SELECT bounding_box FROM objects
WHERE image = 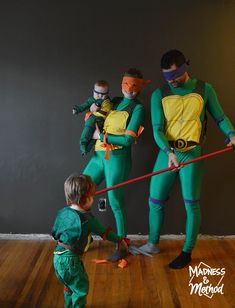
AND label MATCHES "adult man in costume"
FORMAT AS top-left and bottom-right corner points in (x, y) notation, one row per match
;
(140, 49), (235, 269)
